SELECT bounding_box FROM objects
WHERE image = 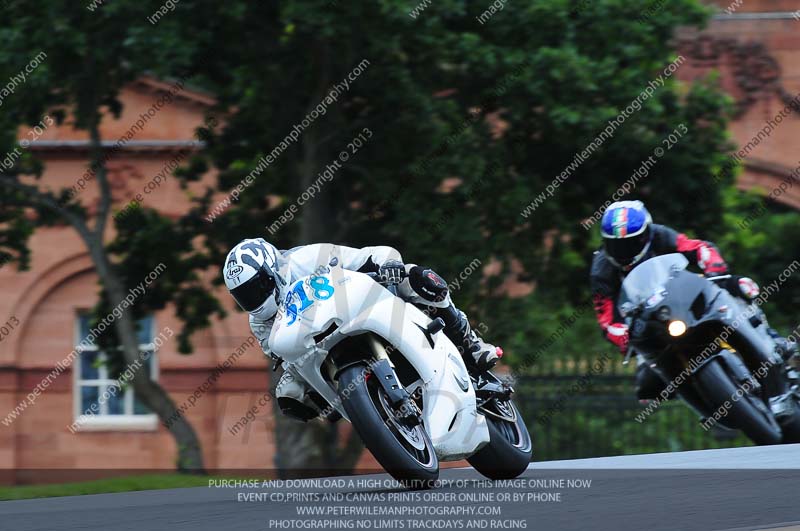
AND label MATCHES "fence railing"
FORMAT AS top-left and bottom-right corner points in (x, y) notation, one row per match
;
(511, 355), (751, 461)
